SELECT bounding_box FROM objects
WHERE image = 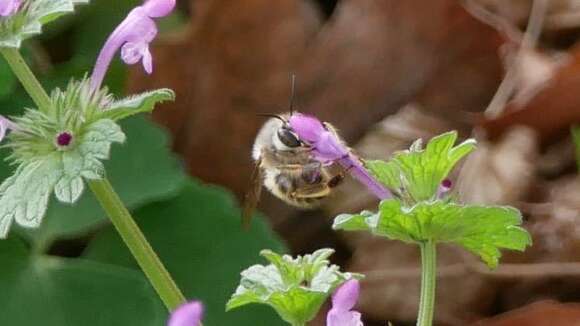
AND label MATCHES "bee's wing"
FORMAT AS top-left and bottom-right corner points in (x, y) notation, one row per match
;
(241, 158), (263, 230)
